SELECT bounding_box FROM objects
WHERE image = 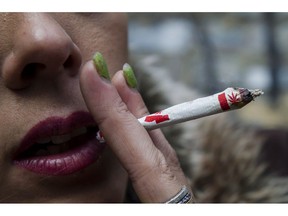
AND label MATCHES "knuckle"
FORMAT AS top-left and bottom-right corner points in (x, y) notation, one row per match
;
(168, 148), (180, 166)
(96, 95), (132, 126)
(129, 153), (177, 185)
(159, 160), (177, 182)
(136, 102), (150, 118)
(113, 96), (130, 116)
